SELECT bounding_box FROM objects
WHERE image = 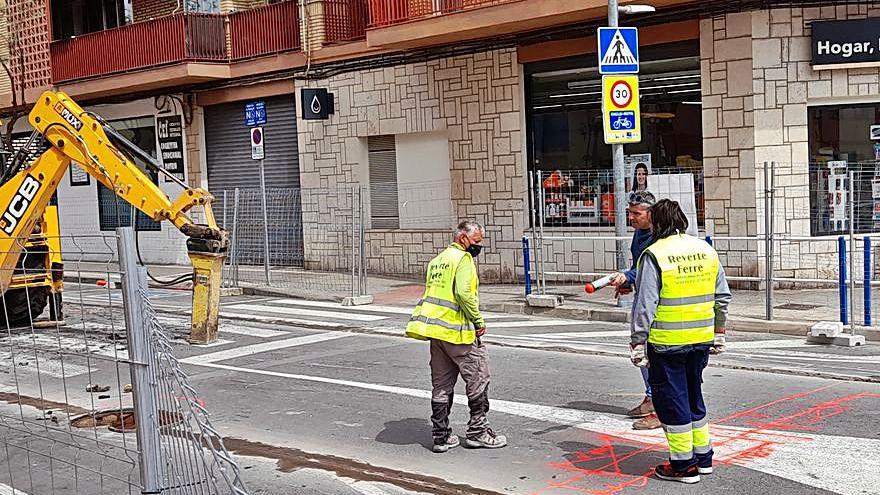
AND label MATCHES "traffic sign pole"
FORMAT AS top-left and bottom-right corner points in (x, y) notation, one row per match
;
(608, 0), (627, 273)
(250, 126), (271, 284)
